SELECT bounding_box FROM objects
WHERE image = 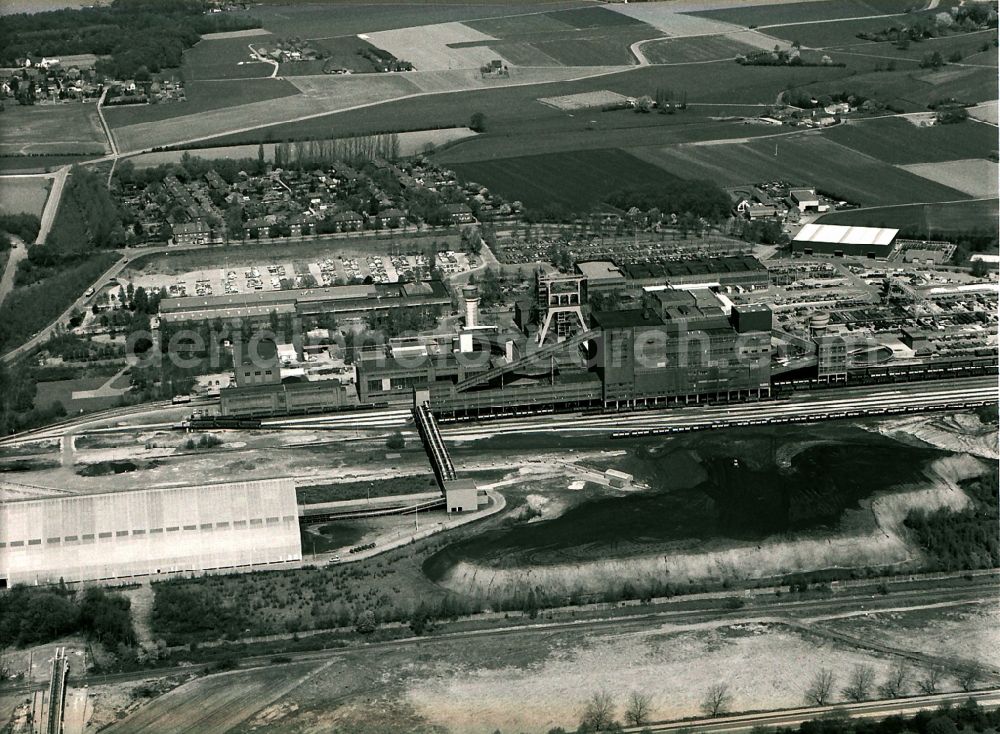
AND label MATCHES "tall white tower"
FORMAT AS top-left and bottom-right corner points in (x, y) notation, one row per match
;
(462, 284), (480, 329)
